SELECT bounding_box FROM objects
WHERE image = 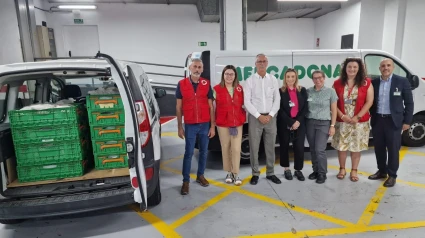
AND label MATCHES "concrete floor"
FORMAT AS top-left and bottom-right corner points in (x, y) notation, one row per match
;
(2, 118), (425, 238)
